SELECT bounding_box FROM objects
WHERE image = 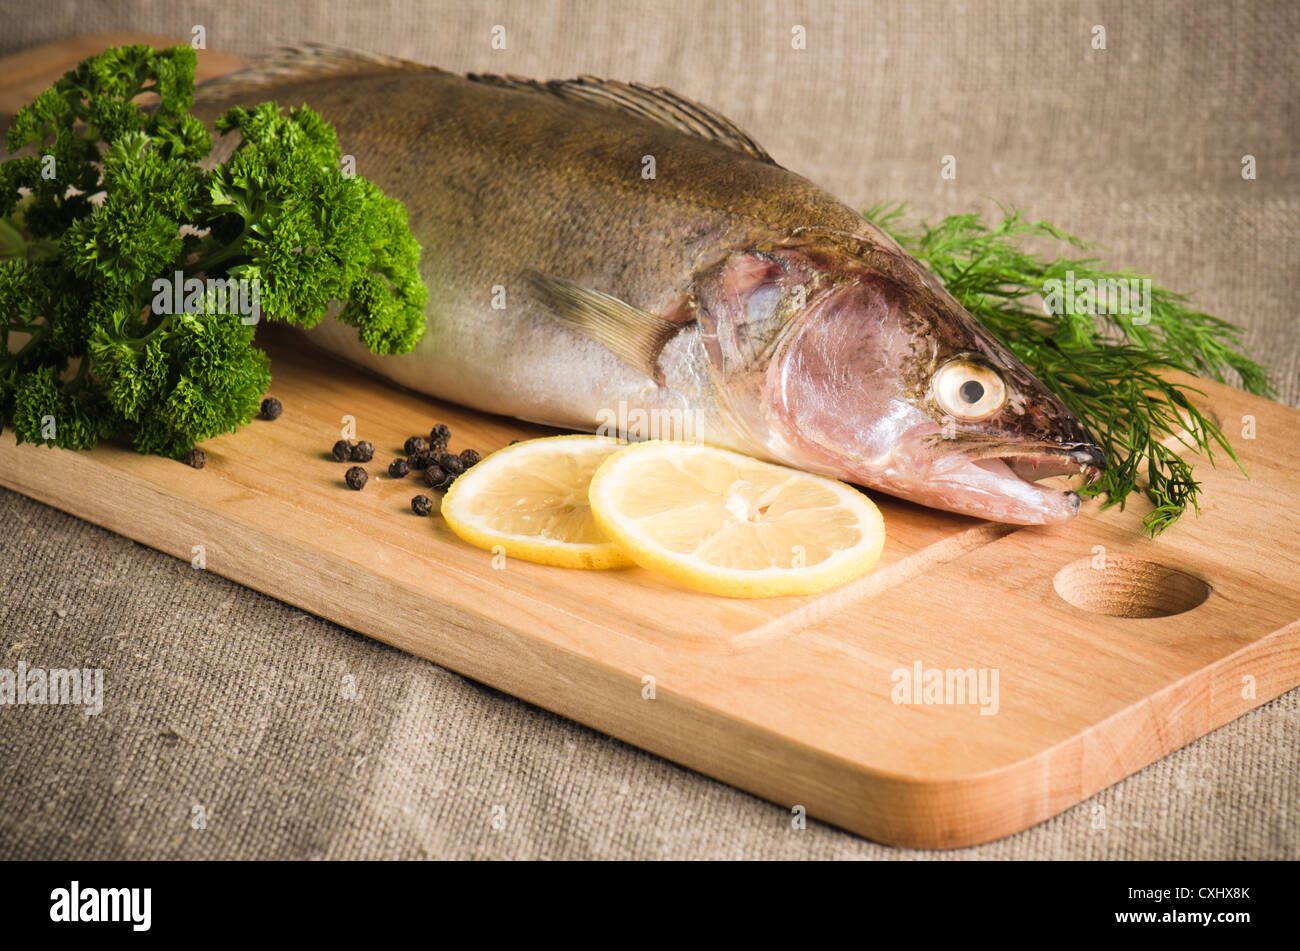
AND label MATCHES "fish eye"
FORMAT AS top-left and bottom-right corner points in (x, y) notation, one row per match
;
(933, 359), (1007, 421)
